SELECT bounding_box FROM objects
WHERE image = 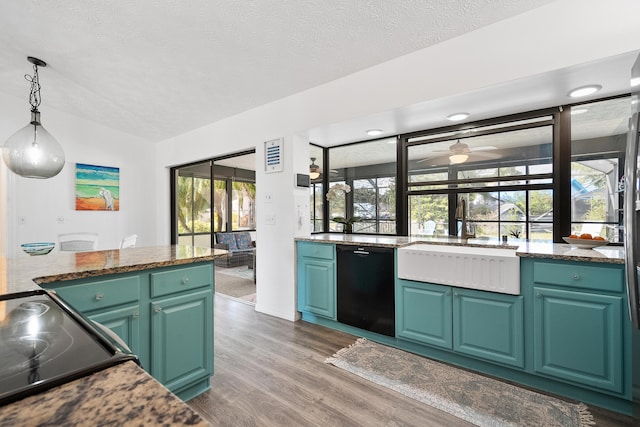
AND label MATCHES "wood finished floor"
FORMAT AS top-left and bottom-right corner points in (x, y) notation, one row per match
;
(188, 295), (635, 427)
